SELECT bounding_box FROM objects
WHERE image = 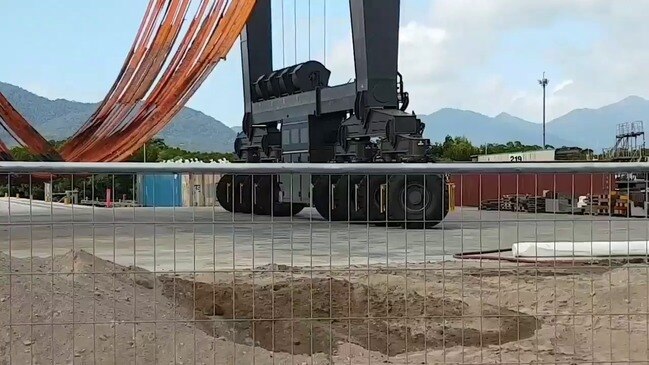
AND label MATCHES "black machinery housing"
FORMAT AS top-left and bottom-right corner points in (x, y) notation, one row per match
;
(216, 0), (449, 227)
